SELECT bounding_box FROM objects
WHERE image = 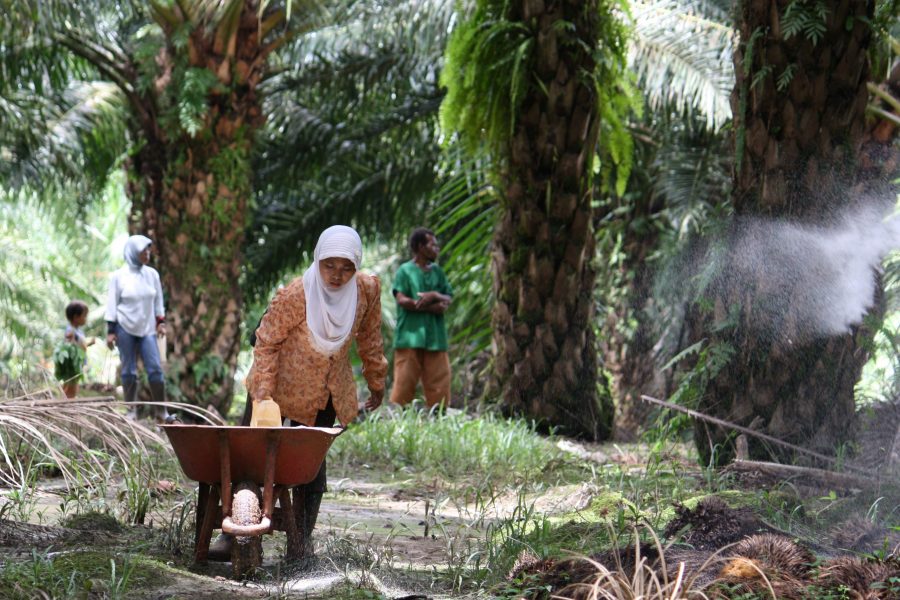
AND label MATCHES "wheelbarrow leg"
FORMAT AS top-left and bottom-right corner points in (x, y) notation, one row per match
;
(195, 483), (220, 563)
(196, 483), (209, 545)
